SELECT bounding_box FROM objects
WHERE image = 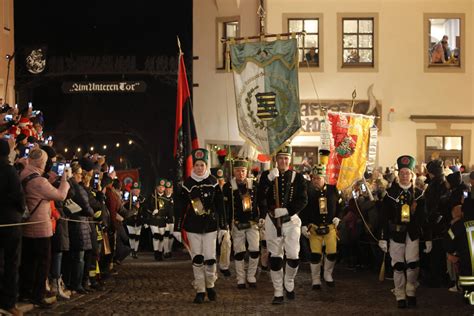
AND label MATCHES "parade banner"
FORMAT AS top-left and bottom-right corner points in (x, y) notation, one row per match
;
(323, 111), (374, 191)
(174, 51), (199, 186)
(230, 39), (301, 155)
(115, 169), (139, 190)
